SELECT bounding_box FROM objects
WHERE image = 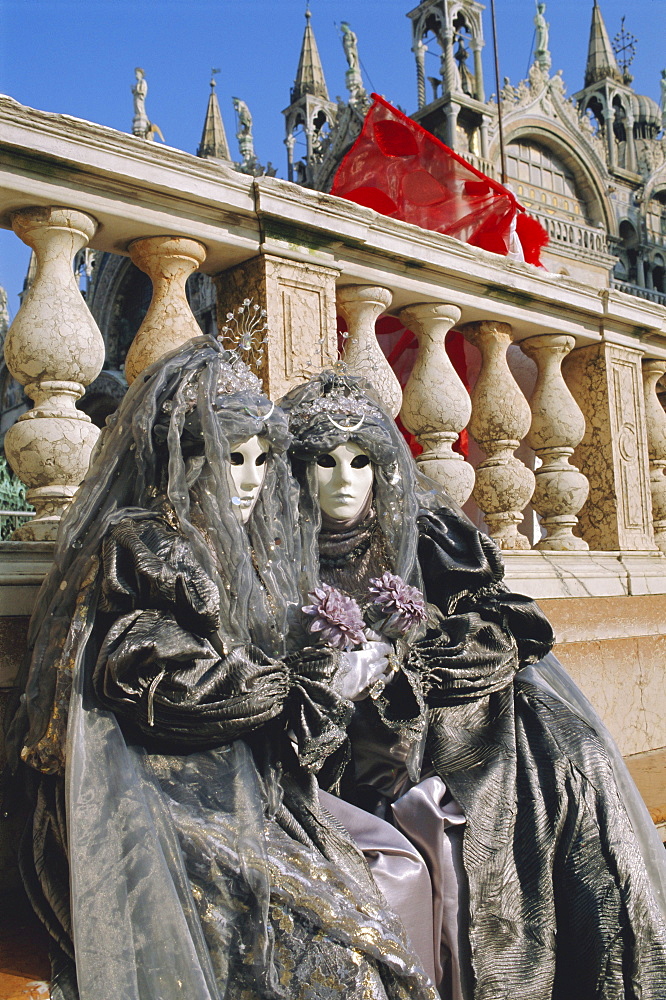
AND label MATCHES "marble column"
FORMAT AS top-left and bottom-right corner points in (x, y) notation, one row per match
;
(642, 359), (666, 553)
(414, 40), (427, 110)
(399, 302), (474, 505)
(522, 334), (589, 550)
(338, 286), (402, 418)
(4, 207), (105, 540)
(563, 343), (655, 551)
(124, 236), (207, 383)
(461, 320), (534, 549)
(470, 39), (485, 101)
(215, 254), (338, 401)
